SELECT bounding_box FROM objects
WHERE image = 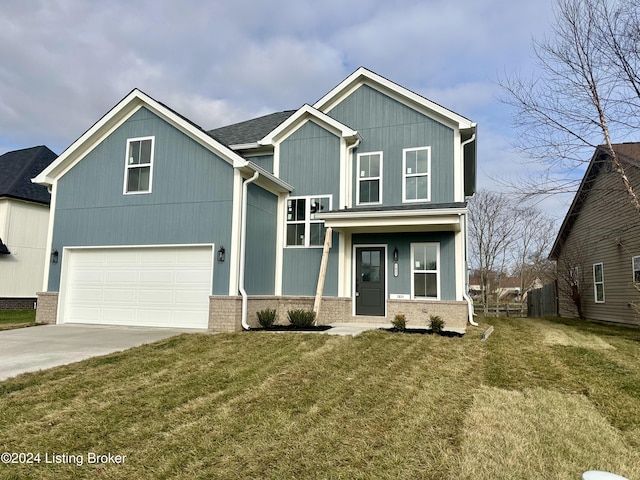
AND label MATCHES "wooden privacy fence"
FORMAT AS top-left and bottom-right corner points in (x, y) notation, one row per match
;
(527, 282), (558, 317)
